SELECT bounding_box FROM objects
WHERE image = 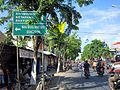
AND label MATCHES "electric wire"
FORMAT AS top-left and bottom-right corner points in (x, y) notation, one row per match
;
(76, 31), (120, 35)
